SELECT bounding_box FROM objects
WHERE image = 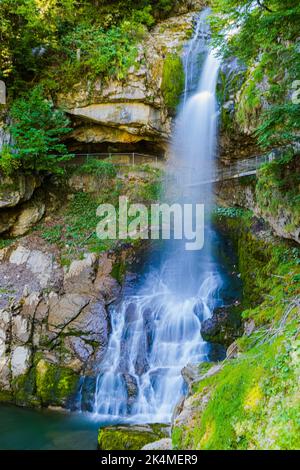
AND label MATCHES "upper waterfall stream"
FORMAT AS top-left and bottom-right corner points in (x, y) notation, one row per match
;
(79, 10), (224, 423)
